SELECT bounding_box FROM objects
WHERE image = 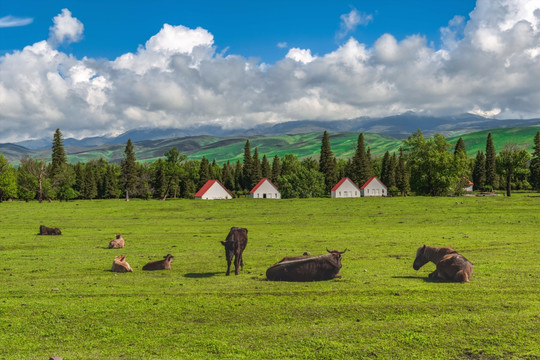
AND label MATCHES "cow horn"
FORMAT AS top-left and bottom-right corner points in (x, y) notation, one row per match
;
(326, 248), (332, 253)
(339, 248), (348, 254)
